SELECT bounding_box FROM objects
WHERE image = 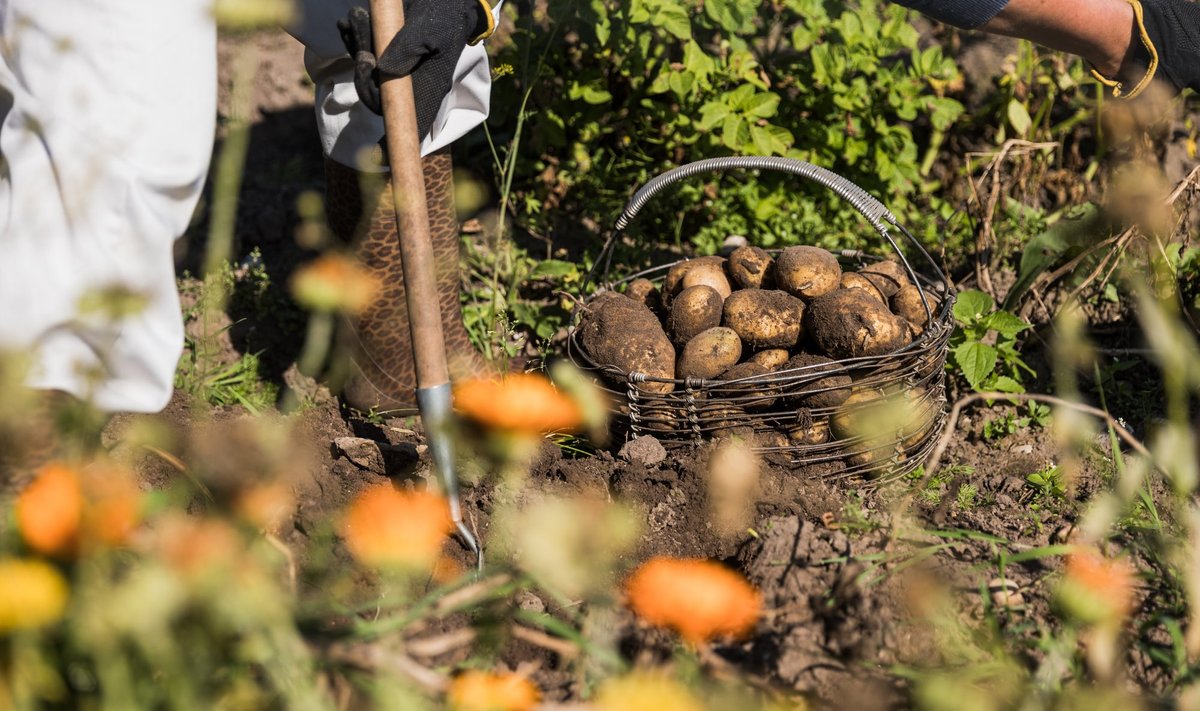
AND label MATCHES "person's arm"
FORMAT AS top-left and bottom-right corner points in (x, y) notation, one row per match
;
(896, 0), (1200, 98)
